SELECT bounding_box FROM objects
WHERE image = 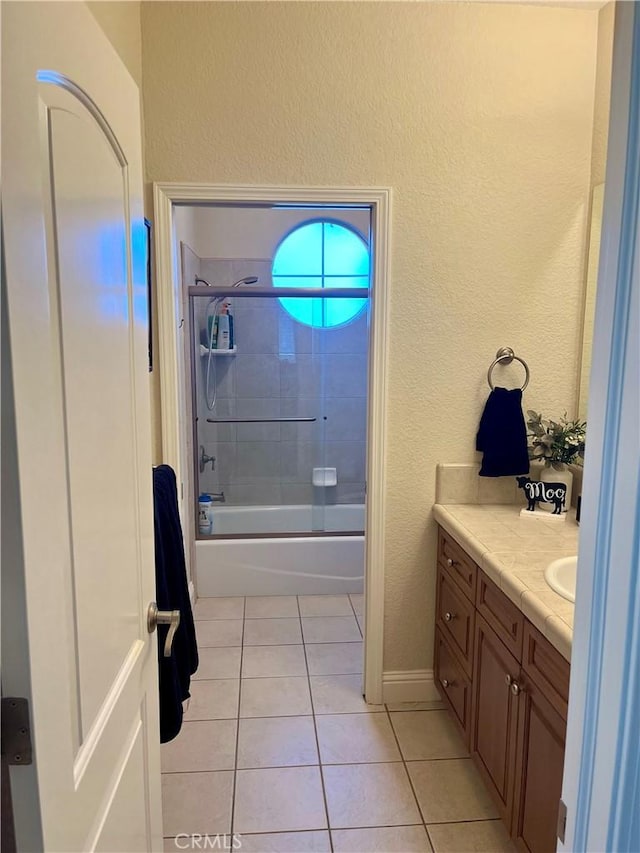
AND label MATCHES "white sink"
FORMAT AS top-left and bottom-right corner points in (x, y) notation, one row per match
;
(544, 556), (578, 603)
